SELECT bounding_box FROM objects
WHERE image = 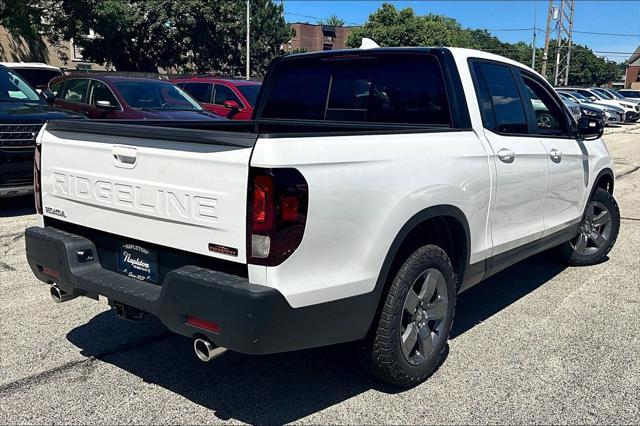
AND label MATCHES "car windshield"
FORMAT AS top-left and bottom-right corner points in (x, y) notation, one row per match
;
(621, 91), (640, 98)
(114, 80), (202, 111)
(11, 68), (62, 90)
(607, 90), (625, 99)
(237, 84), (260, 107)
(593, 89), (613, 99)
(567, 91), (588, 102)
(0, 68), (42, 102)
